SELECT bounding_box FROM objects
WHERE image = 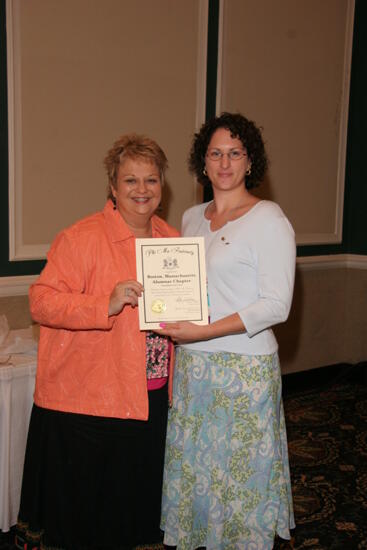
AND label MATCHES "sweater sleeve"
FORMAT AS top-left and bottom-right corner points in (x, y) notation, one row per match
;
(238, 215), (296, 337)
(29, 231), (114, 331)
